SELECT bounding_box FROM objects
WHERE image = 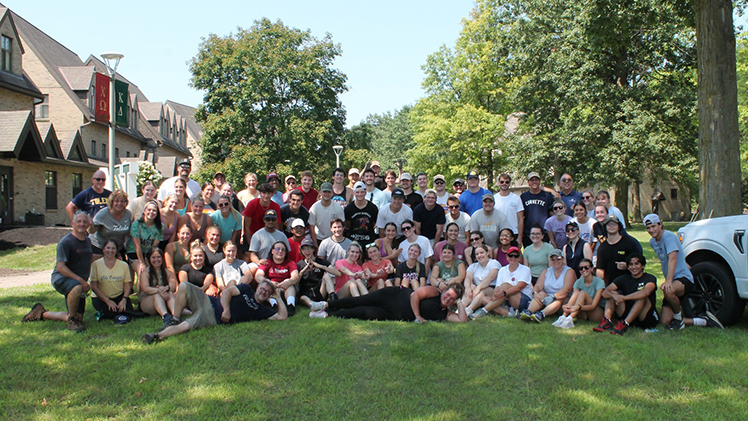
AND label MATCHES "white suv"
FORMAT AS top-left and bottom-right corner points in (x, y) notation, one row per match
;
(678, 215), (748, 325)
